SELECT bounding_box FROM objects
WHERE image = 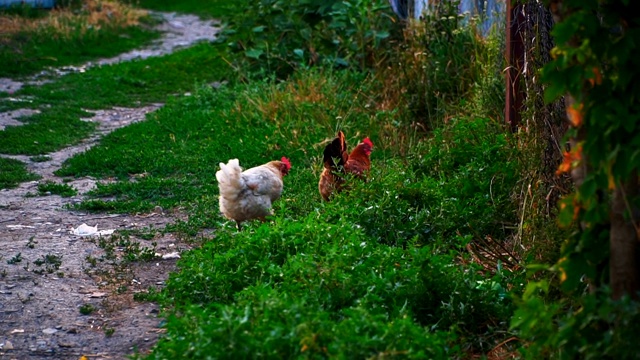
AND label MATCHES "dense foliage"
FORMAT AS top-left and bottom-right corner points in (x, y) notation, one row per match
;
(512, 0), (640, 358)
(220, 0), (396, 78)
